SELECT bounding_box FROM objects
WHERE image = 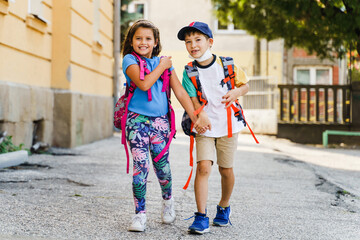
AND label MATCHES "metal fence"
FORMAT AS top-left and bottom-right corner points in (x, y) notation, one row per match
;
(240, 76), (278, 109)
(278, 84), (351, 124)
